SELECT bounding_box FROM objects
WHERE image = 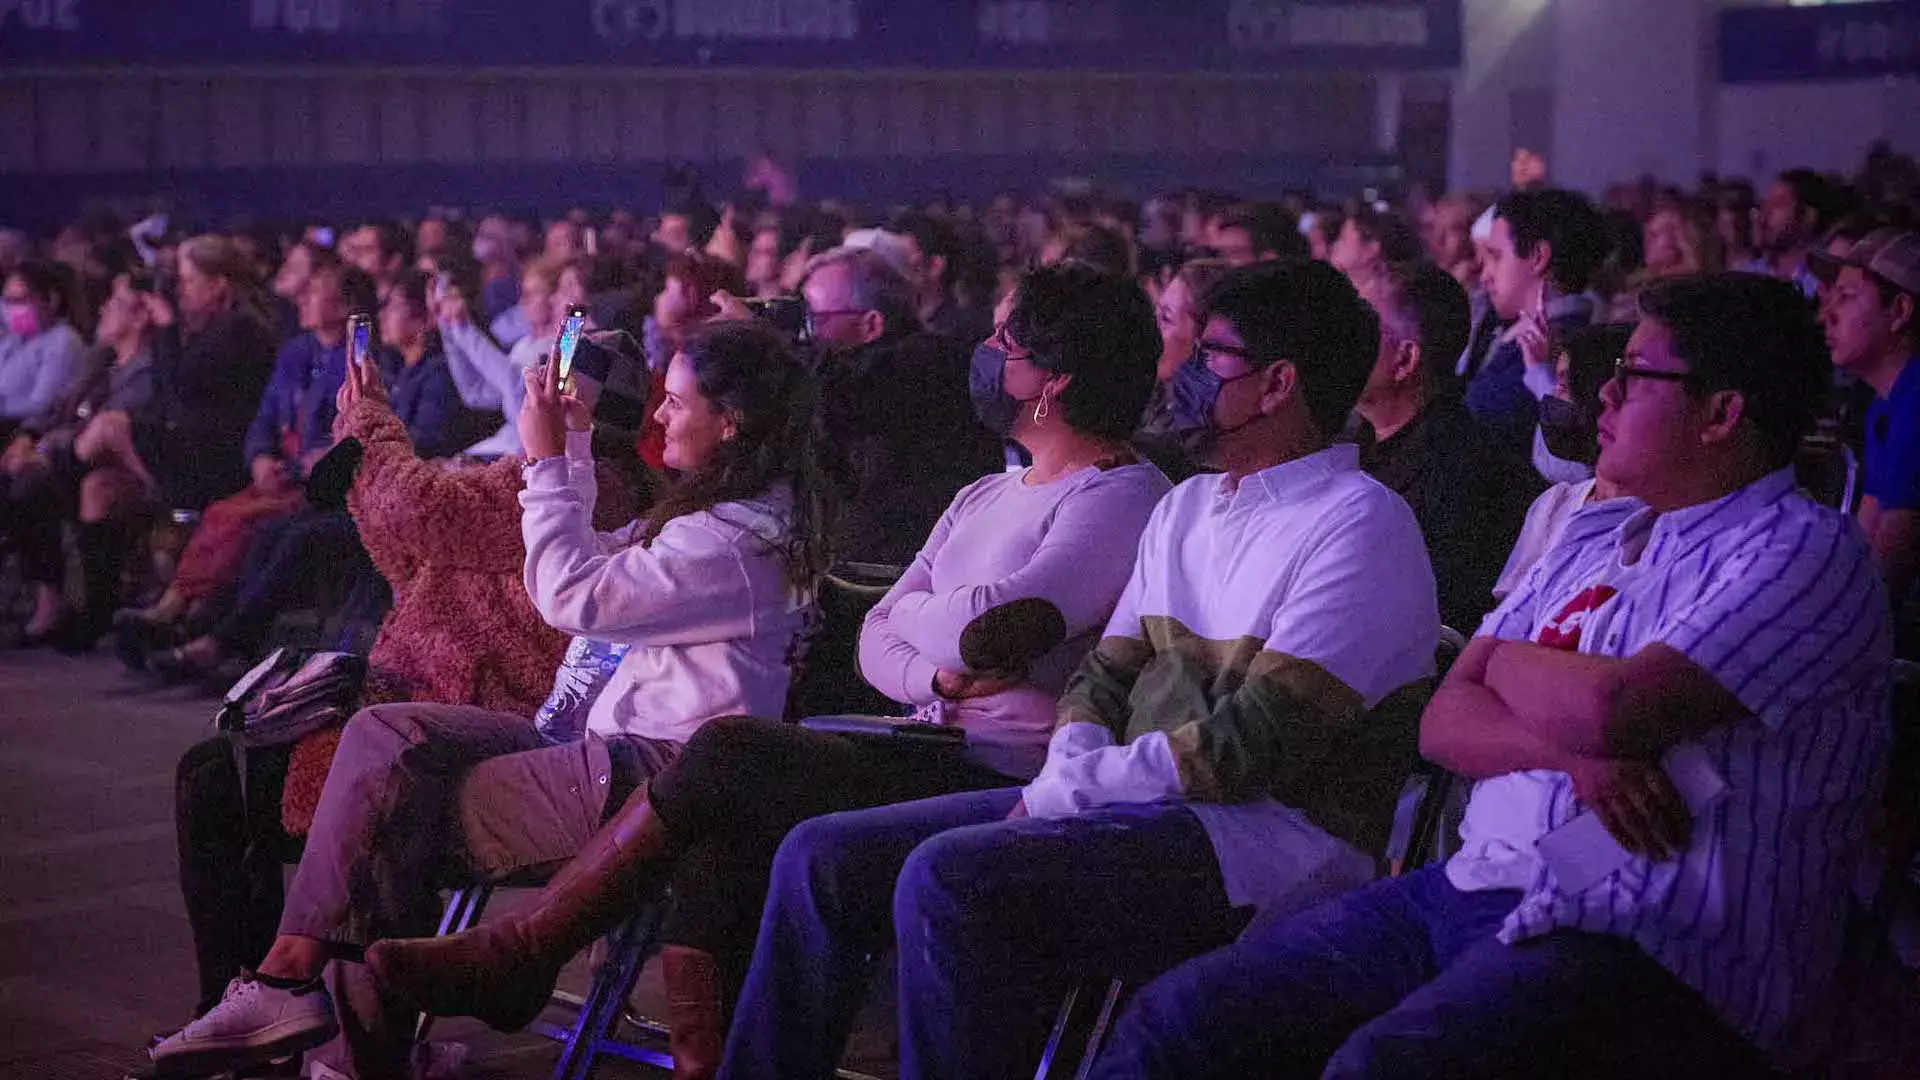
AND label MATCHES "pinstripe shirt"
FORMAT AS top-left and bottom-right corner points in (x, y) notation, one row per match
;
(1447, 468), (1891, 1061)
